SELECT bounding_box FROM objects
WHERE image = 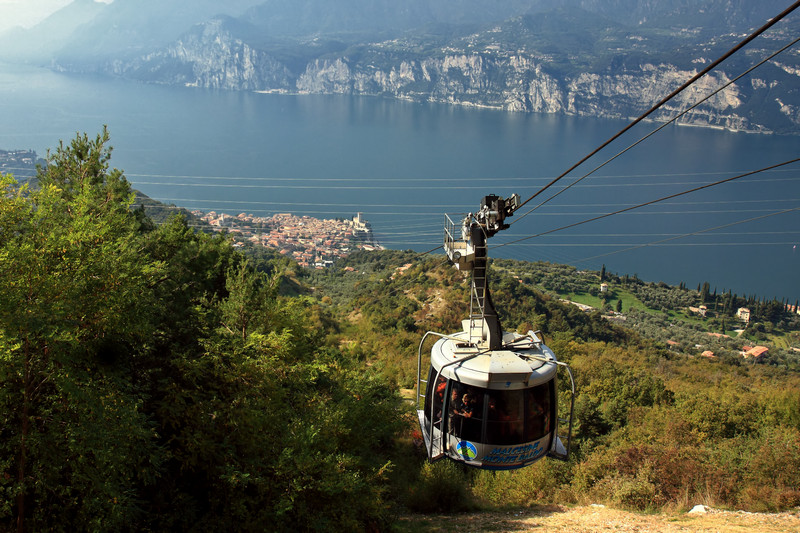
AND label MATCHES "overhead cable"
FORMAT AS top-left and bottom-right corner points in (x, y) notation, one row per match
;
(512, 32), (800, 225)
(495, 158), (800, 250)
(571, 206), (800, 264)
(513, 0), (800, 213)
